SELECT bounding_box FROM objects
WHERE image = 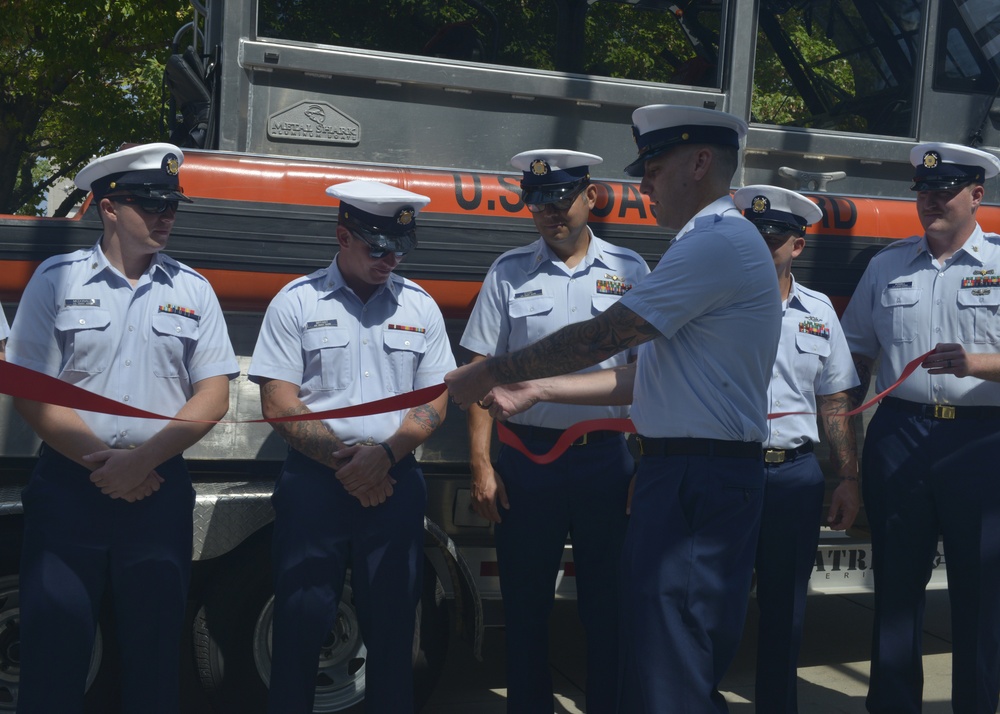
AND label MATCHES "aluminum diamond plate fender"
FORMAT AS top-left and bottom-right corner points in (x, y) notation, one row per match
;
(193, 482), (275, 561)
